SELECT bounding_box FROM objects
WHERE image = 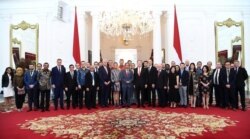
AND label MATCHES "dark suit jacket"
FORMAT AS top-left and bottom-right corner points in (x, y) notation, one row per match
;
(235, 67), (248, 87)
(64, 71), (78, 89)
(120, 69), (134, 86)
(98, 66), (111, 85)
(212, 69), (223, 85)
(85, 71), (100, 89)
(221, 68), (236, 88)
(51, 65), (66, 88)
(156, 70), (168, 89)
(133, 67), (145, 87)
(179, 70), (189, 86)
(2, 74), (13, 88)
(146, 66), (157, 85)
